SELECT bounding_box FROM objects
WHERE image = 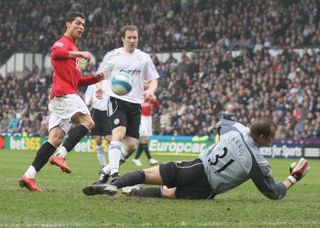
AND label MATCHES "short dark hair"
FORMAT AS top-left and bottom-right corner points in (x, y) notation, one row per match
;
(66, 12), (85, 23)
(250, 117), (276, 139)
(120, 25), (138, 38)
